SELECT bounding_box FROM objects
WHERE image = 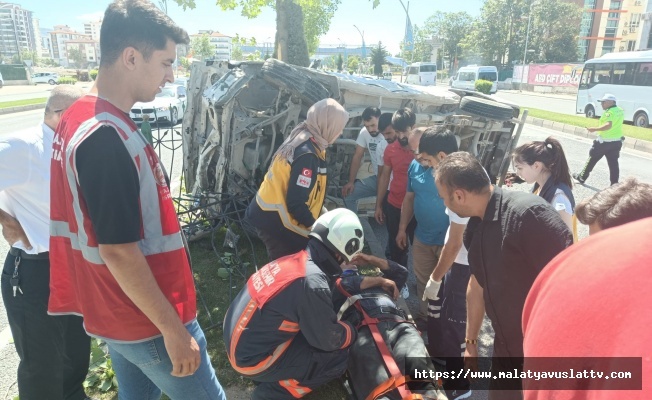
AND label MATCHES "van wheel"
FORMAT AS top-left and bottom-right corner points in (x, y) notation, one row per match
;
(459, 96), (514, 121)
(48, 79), (56, 85)
(634, 111), (649, 127)
(585, 105), (596, 119)
(261, 59), (330, 106)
